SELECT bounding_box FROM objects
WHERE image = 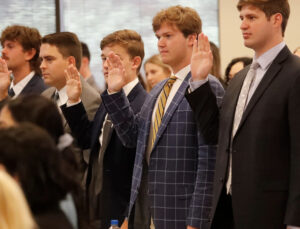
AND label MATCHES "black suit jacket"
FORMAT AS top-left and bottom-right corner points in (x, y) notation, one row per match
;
(186, 46), (300, 229)
(19, 73), (47, 95)
(61, 83), (147, 228)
